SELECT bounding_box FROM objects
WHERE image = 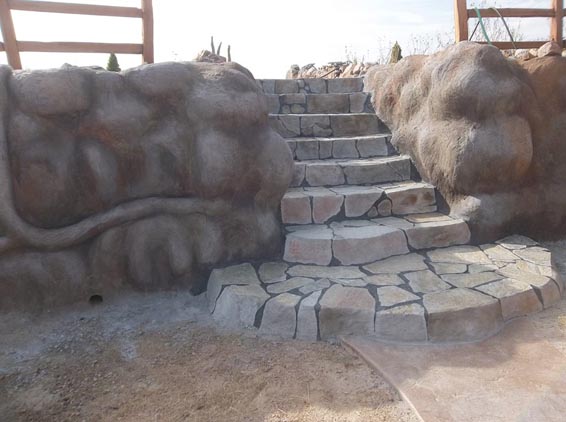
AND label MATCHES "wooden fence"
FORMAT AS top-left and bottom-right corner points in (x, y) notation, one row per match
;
(455, 0), (565, 49)
(0, 0), (153, 69)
